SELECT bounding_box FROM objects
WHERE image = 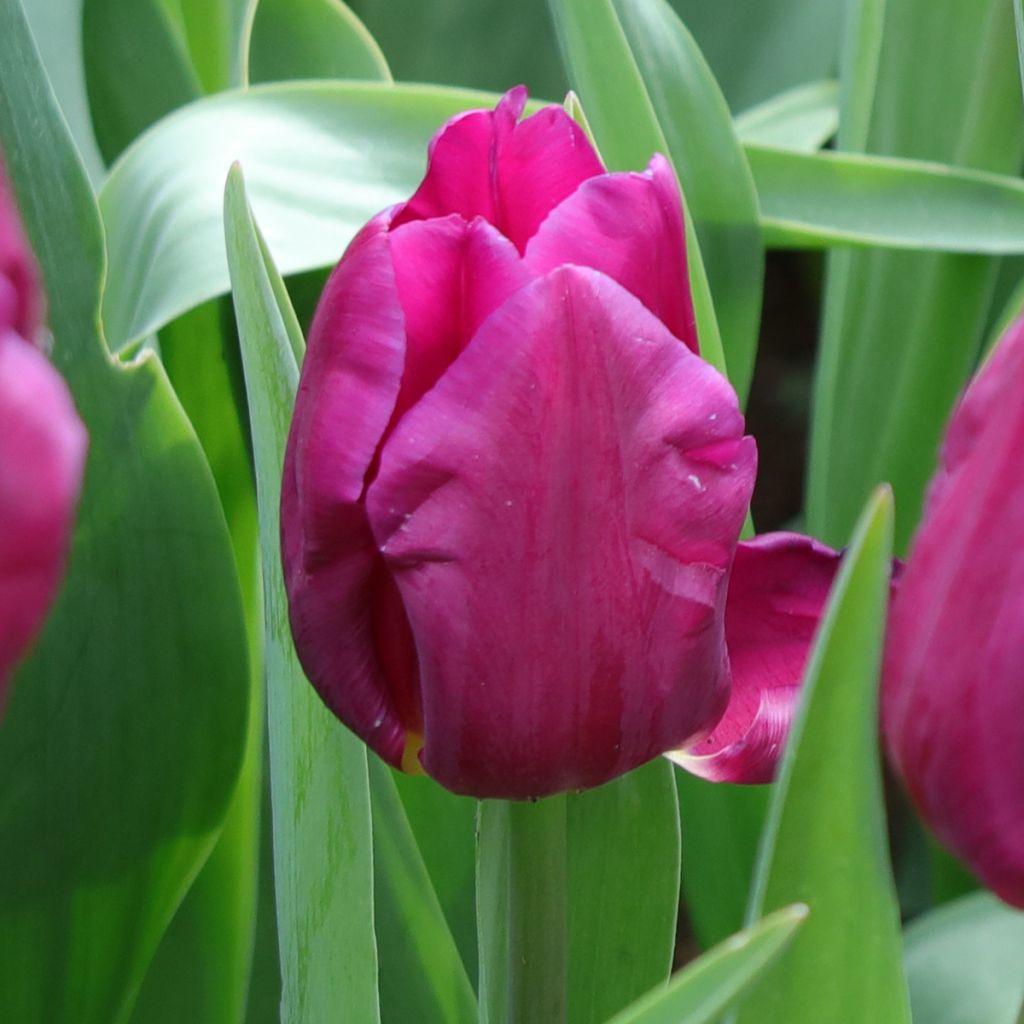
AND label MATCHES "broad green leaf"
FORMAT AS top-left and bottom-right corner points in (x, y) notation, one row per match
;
(608, 905), (807, 1024)
(807, 0), (1024, 551)
(609, 0), (764, 403)
(905, 894), (1024, 1024)
(82, 0), (201, 163)
(752, 146), (1024, 253)
(547, 0), (732, 386)
(171, 0), (249, 92)
(369, 761), (477, 1024)
(0, 2), (249, 1021)
(740, 489), (910, 1024)
(246, 0), (390, 85)
(566, 760), (681, 1024)
(675, 772), (768, 948)
(224, 165), (379, 1023)
(131, 298), (264, 1024)
(734, 81), (838, 152)
(99, 83), (1024, 360)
